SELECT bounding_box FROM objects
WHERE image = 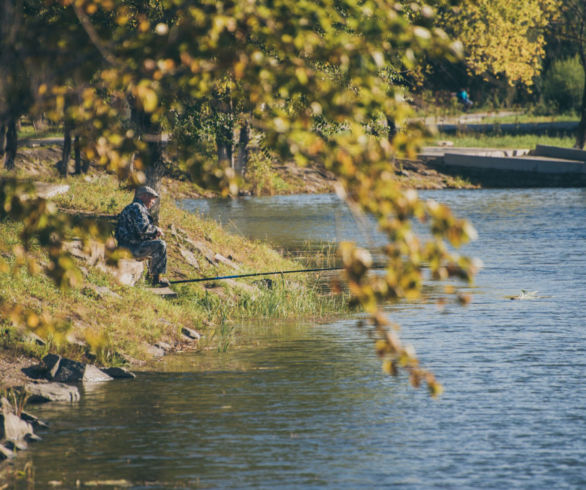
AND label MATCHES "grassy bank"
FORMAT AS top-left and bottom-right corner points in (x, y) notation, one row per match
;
(1, 132), (479, 386)
(0, 171), (348, 384)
